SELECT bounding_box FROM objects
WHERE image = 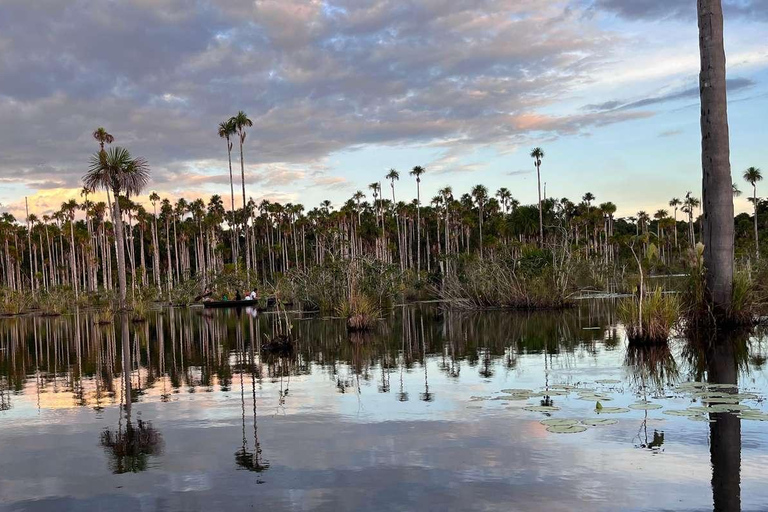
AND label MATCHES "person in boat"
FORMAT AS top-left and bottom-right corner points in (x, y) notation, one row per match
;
(222, 294), (228, 301)
(248, 289), (258, 300)
(235, 290), (242, 301)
